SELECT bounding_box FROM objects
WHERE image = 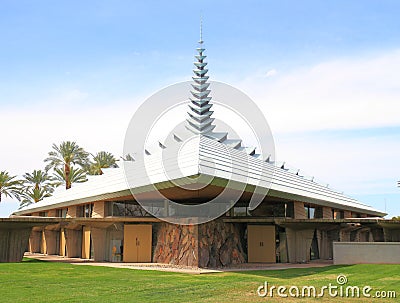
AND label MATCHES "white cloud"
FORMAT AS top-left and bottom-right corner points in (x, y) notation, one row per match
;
(274, 131), (400, 194)
(265, 69), (277, 78)
(237, 50), (400, 133)
(0, 91), (142, 178)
